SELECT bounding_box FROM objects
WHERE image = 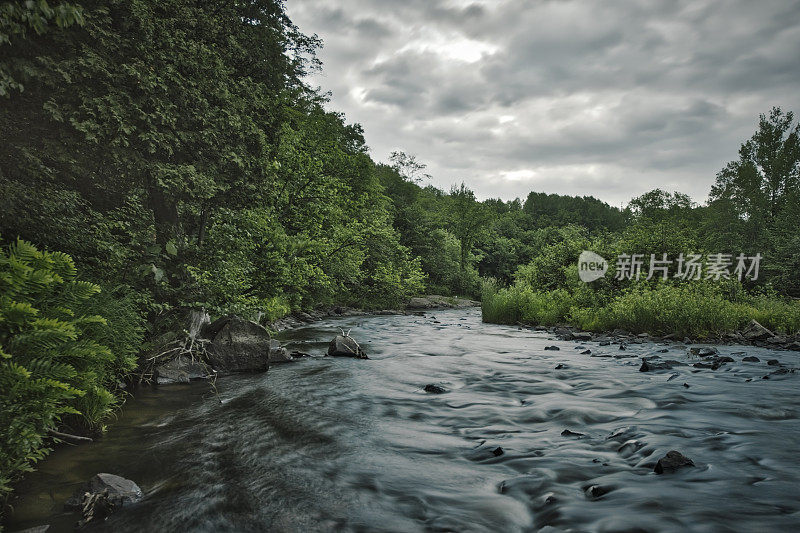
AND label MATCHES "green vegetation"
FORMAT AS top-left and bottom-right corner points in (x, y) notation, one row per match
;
(0, 239), (136, 498)
(1, 0), (799, 511)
